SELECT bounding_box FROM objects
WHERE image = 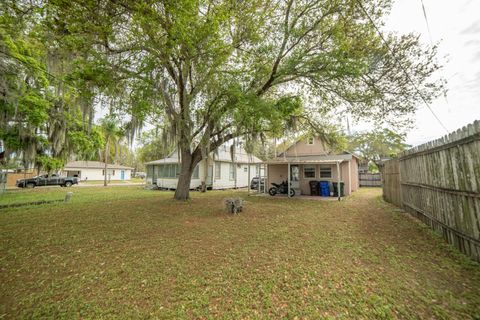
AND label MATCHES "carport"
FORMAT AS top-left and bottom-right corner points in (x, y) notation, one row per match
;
(265, 157), (352, 200)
